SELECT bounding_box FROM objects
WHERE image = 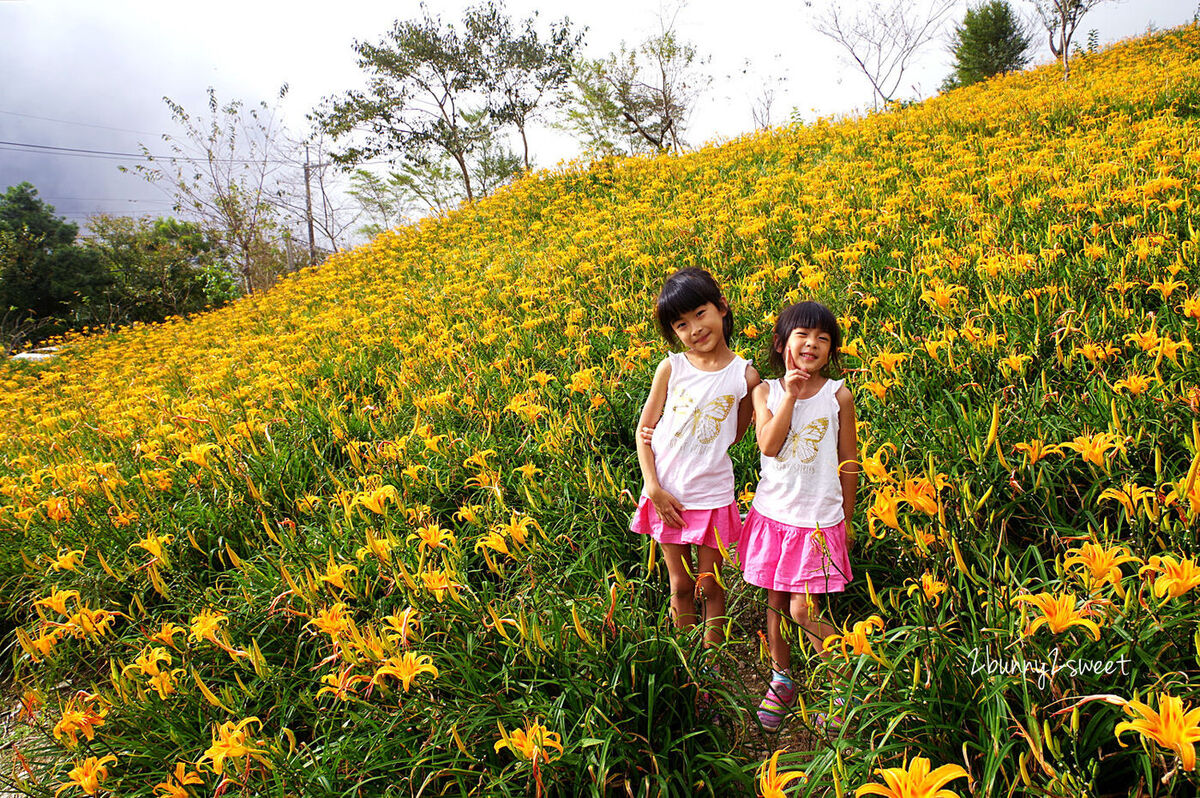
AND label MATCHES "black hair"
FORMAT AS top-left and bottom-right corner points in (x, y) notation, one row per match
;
(768, 301), (842, 375)
(655, 267), (733, 347)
